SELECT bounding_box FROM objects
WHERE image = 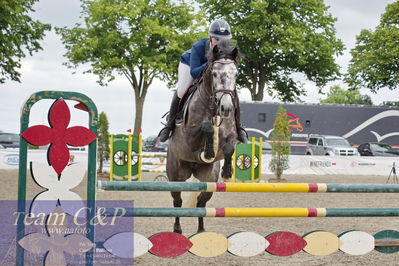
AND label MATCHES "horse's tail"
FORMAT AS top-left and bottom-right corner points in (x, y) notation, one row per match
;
(182, 176), (200, 208)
